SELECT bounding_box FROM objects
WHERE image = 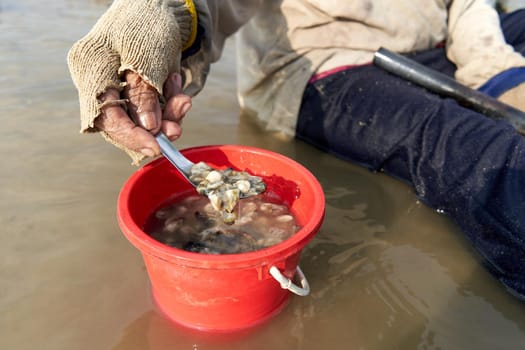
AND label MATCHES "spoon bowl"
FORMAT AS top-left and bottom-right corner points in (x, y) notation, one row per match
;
(155, 132), (265, 200)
